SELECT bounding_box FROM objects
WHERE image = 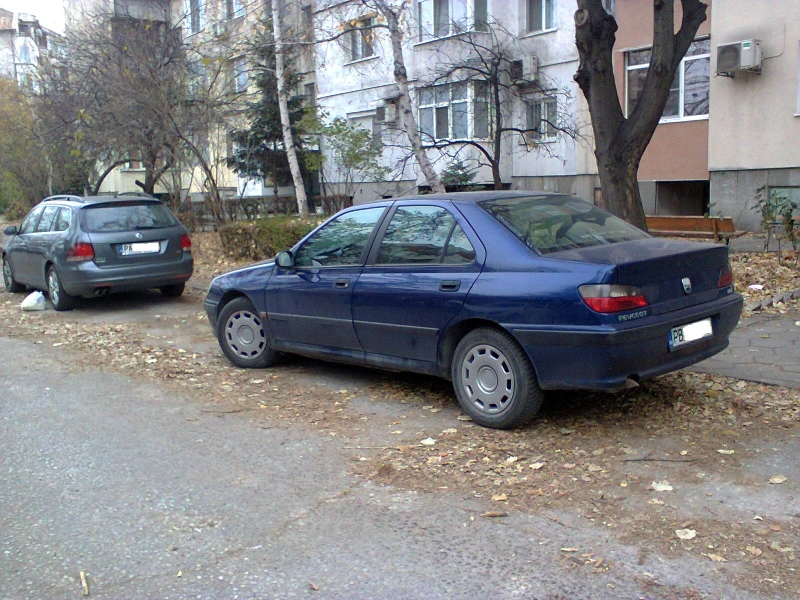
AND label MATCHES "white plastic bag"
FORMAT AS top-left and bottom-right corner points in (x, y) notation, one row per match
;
(20, 291), (46, 311)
